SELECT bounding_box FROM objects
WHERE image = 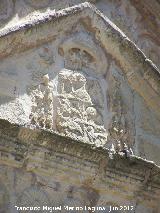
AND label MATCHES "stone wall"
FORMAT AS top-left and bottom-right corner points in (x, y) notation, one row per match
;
(0, 1), (160, 212)
(0, 119), (160, 213)
(0, 2), (160, 164)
